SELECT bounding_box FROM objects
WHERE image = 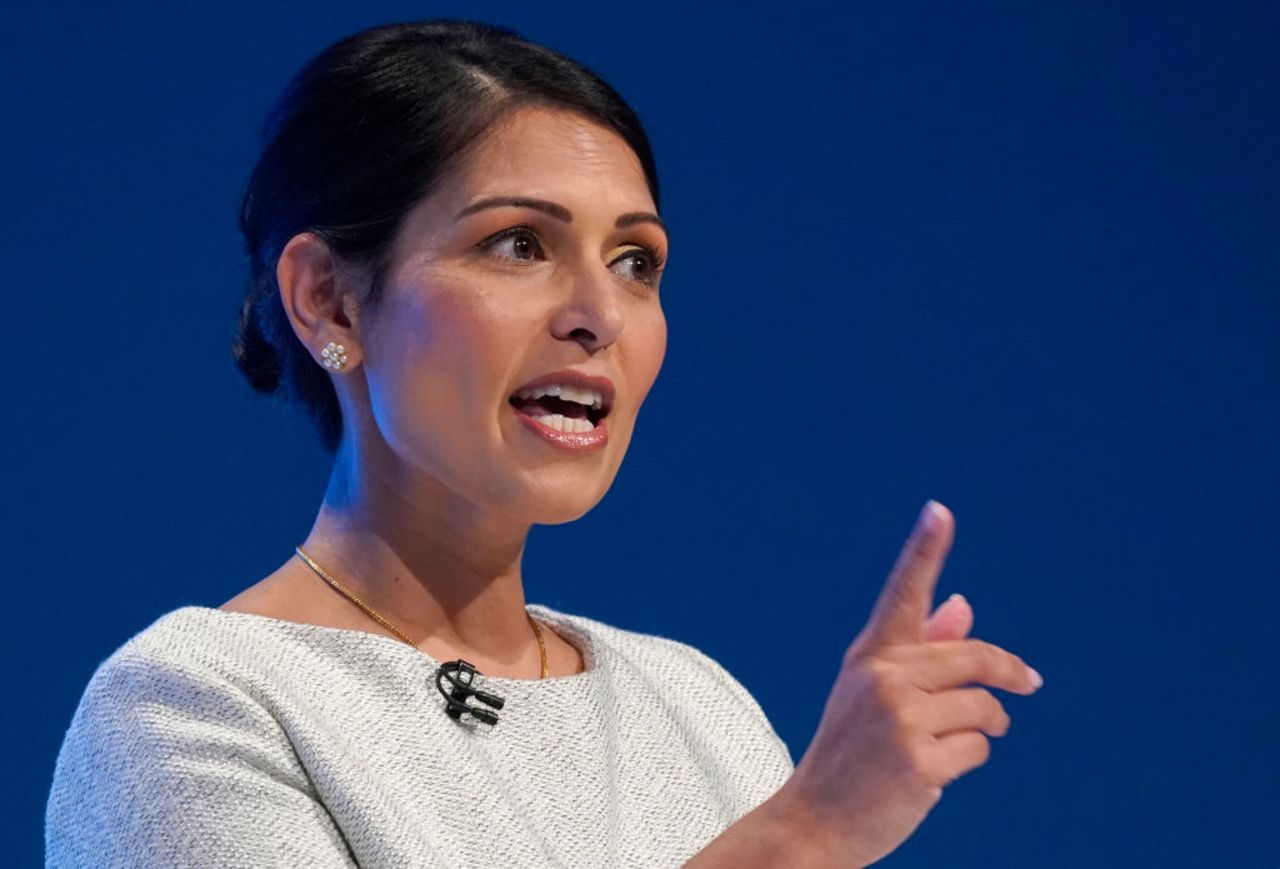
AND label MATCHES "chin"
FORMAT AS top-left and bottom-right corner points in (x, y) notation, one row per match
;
(529, 490), (608, 526)
(508, 474), (614, 526)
